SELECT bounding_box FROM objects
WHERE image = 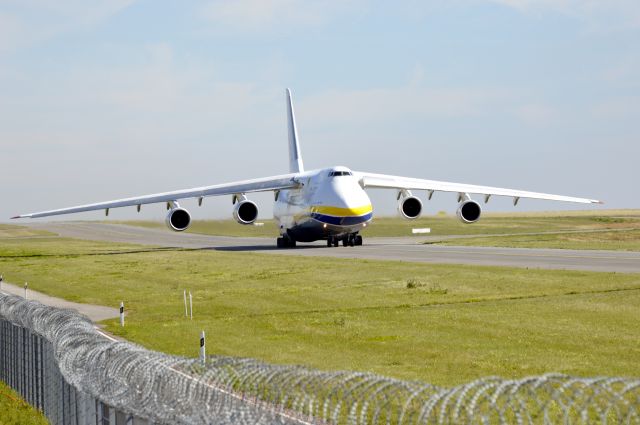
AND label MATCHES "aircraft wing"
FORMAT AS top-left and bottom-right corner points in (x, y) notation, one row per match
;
(355, 172), (602, 205)
(12, 174), (302, 219)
